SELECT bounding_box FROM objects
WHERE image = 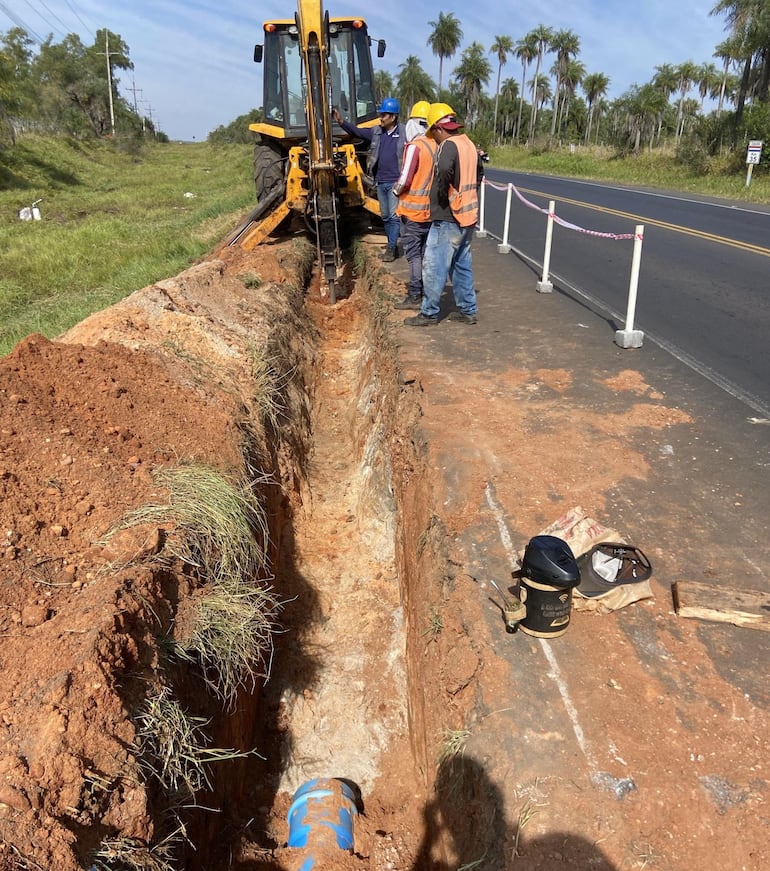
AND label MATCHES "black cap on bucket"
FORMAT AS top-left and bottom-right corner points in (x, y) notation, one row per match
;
(521, 535), (580, 588)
